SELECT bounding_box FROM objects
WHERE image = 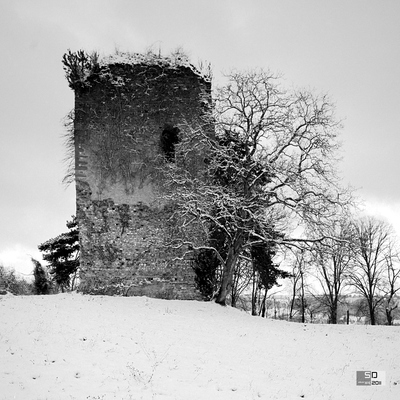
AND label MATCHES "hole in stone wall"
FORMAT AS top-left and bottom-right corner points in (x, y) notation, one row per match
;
(160, 124), (180, 162)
